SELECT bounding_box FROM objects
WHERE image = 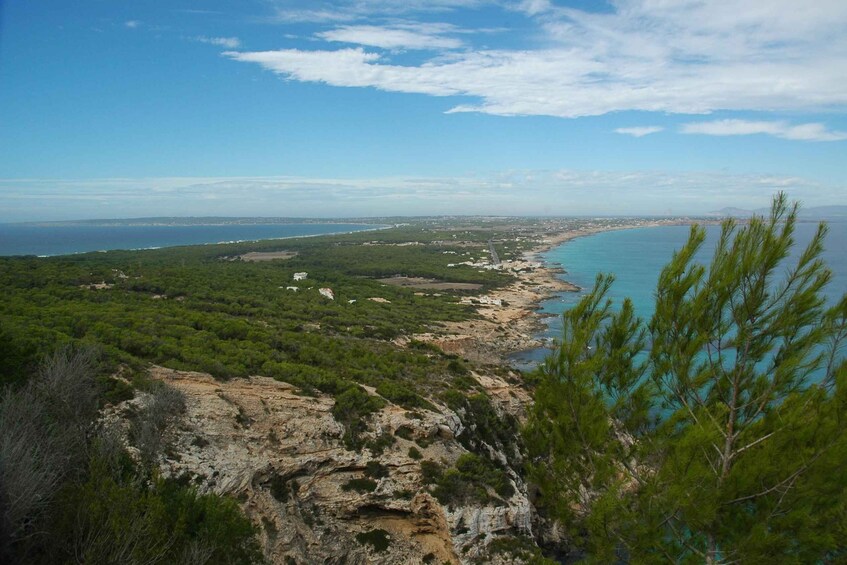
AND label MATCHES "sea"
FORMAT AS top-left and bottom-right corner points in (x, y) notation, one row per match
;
(511, 220), (847, 368)
(0, 222), (381, 257)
